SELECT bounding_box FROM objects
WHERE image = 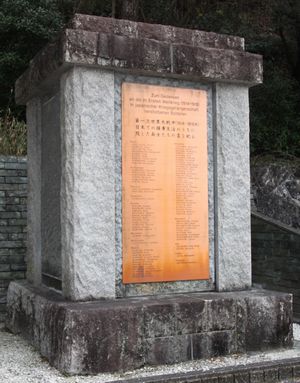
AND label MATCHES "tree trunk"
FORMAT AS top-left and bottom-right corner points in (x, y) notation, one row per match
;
(120, 0), (139, 20)
(112, 0), (116, 18)
(294, 30), (300, 85)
